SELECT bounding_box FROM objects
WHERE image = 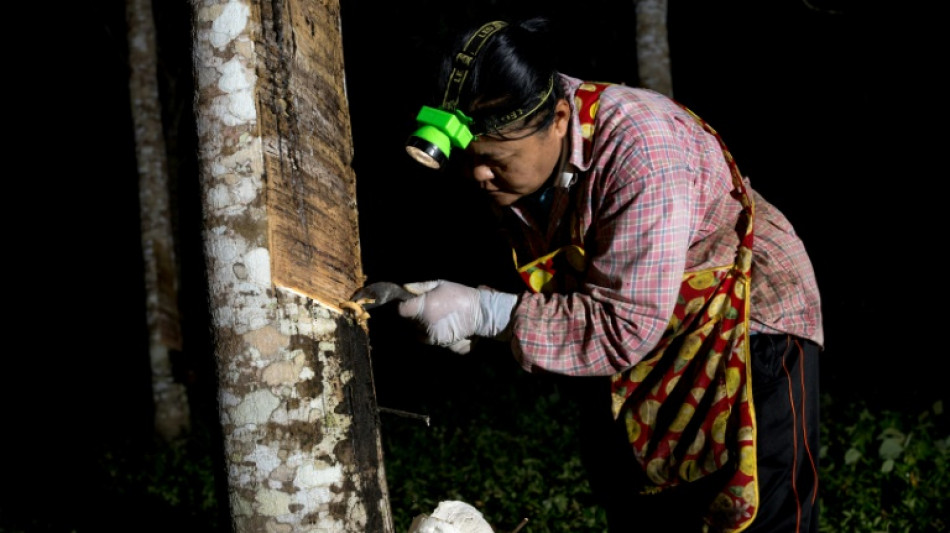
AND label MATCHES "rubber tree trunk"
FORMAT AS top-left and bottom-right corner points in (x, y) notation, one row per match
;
(635, 0), (674, 97)
(127, 0), (191, 442)
(189, 0), (393, 531)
